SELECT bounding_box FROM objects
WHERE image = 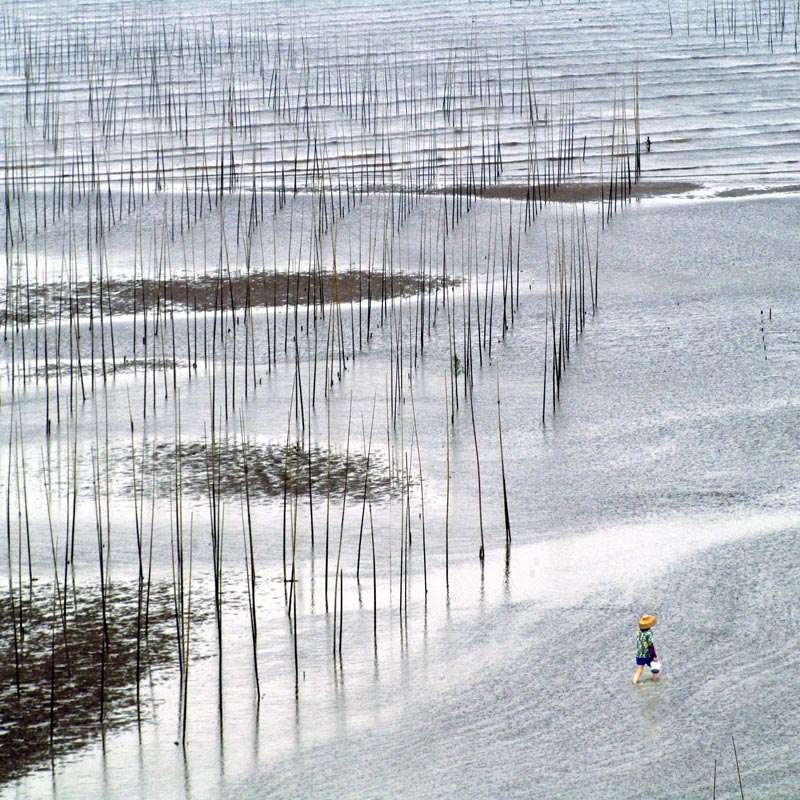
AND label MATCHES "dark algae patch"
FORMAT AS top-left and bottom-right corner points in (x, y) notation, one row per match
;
(150, 439), (396, 503)
(0, 580), (206, 785)
(1, 268), (456, 326)
(44, 441), (397, 505)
